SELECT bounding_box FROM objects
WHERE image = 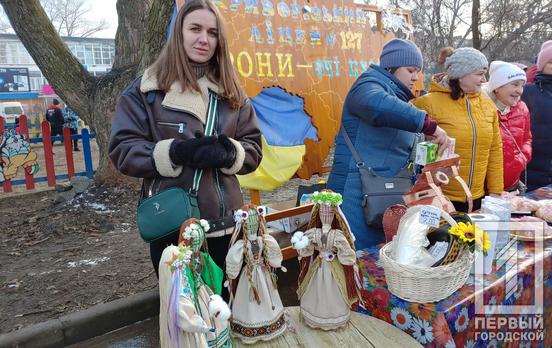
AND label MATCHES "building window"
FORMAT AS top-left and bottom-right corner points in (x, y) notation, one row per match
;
(29, 76), (41, 91)
(84, 44), (94, 65)
(0, 41), (34, 64)
(93, 44), (102, 64)
(14, 43), (32, 64)
(0, 42), (7, 64)
(101, 45), (114, 65)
